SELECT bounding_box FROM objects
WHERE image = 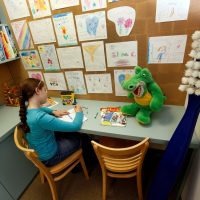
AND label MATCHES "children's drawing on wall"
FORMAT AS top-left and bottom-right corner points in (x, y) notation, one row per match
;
(85, 74), (112, 93)
(106, 41), (138, 67)
(19, 50), (43, 70)
(57, 46), (84, 69)
(28, 71), (44, 81)
(156, 0), (190, 22)
(82, 41), (106, 71)
(114, 69), (135, 96)
(53, 13), (78, 46)
(29, 18), (56, 44)
(107, 6), (136, 37)
(148, 35), (187, 64)
(28, 0), (51, 19)
(38, 44), (60, 71)
(43, 73), (67, 90)
(65, 71), (87, 94)
(3, 0), (30, 20)
(50, 0), (79, 10)
(11, 20), (34, 50)
(0, 40), (6, 62)
(81, 0), (107, 12)
(75, 11), (107, 41)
